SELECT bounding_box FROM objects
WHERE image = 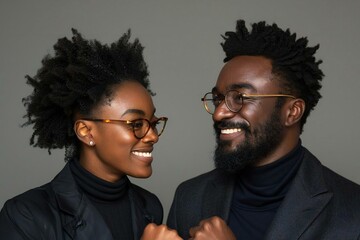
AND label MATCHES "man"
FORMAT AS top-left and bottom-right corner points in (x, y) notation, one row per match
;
(167, 19), (360, 240)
